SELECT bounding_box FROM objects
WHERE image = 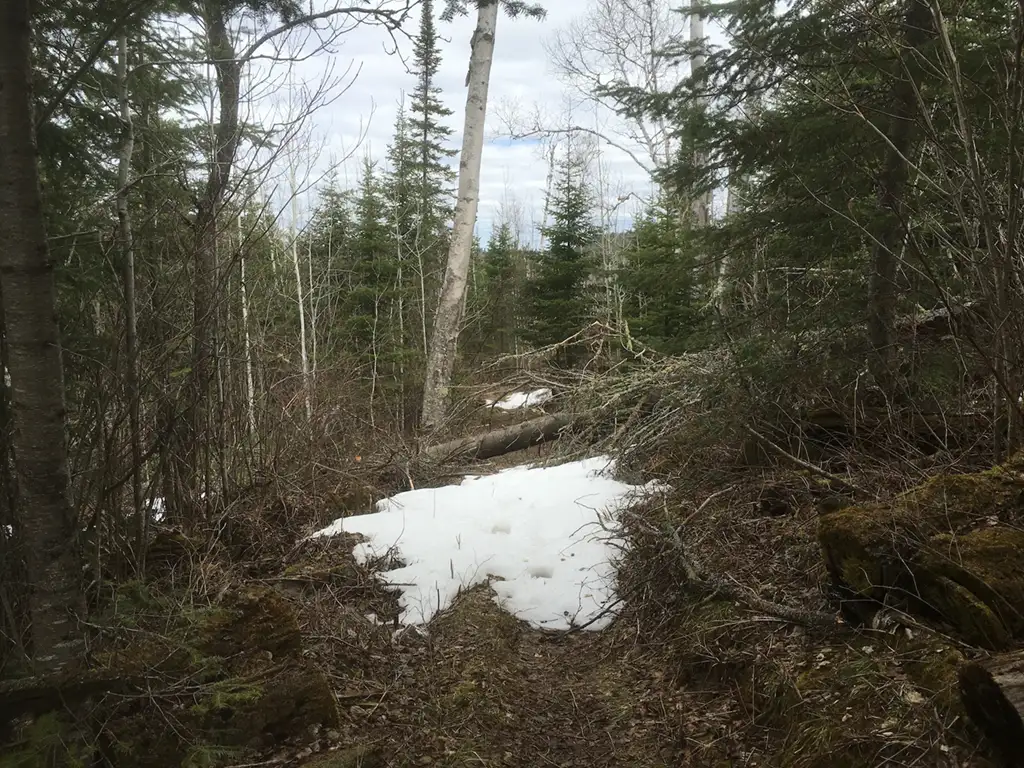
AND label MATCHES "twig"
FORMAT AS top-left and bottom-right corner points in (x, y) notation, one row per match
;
(743, 425), (866, 496)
